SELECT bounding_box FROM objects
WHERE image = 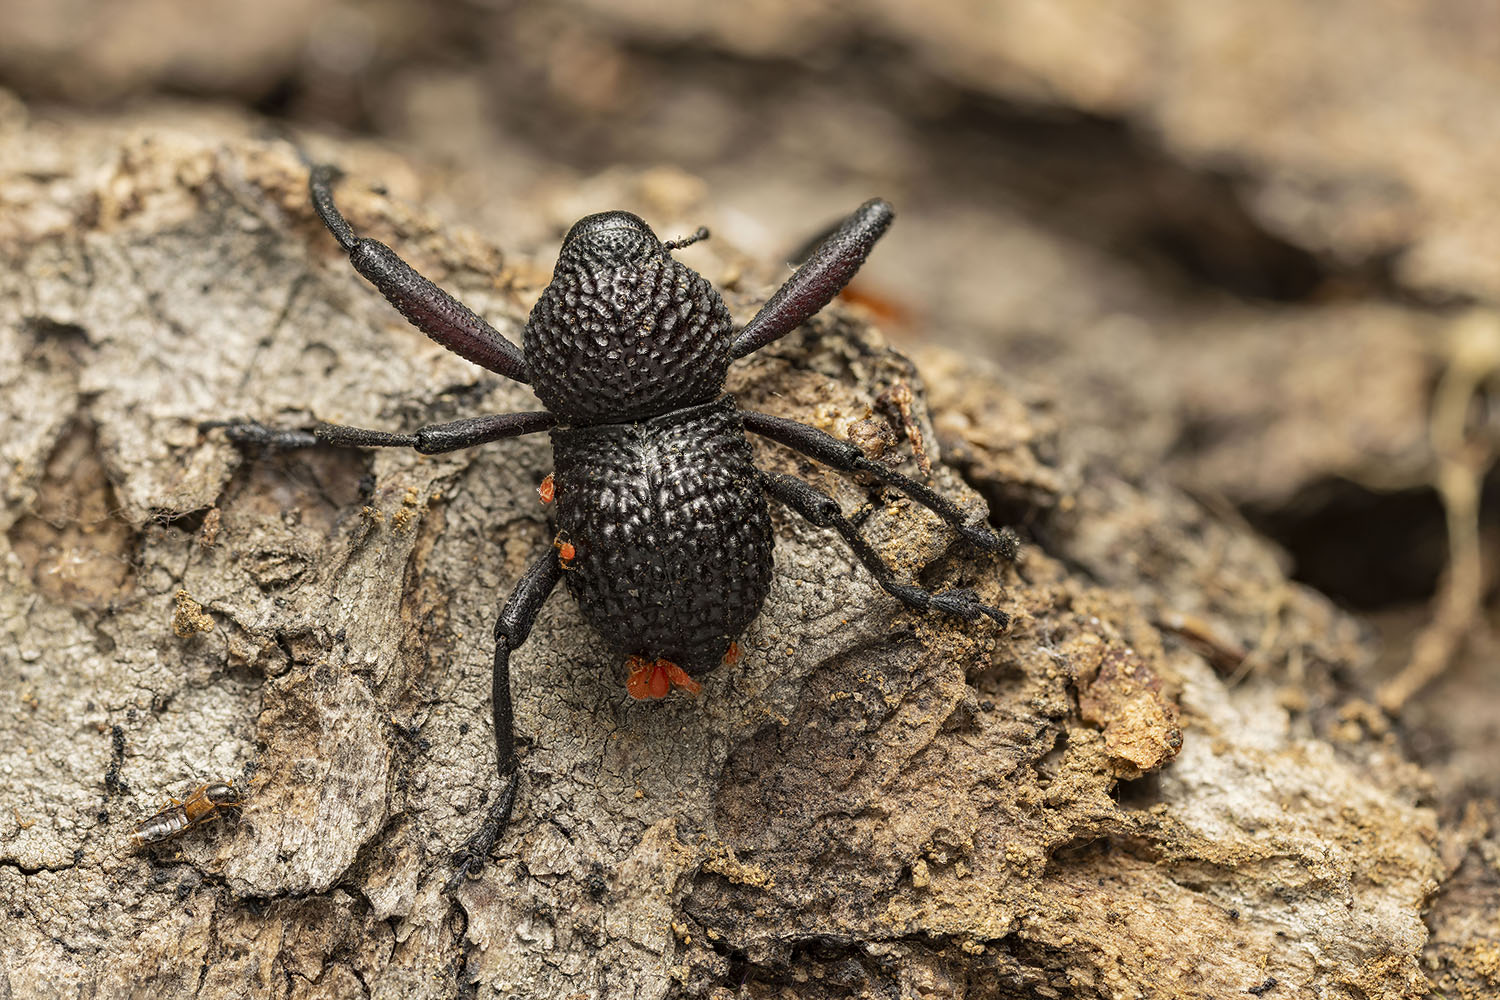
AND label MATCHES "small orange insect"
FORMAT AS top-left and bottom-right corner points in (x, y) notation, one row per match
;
(130, 782), (243, 848)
